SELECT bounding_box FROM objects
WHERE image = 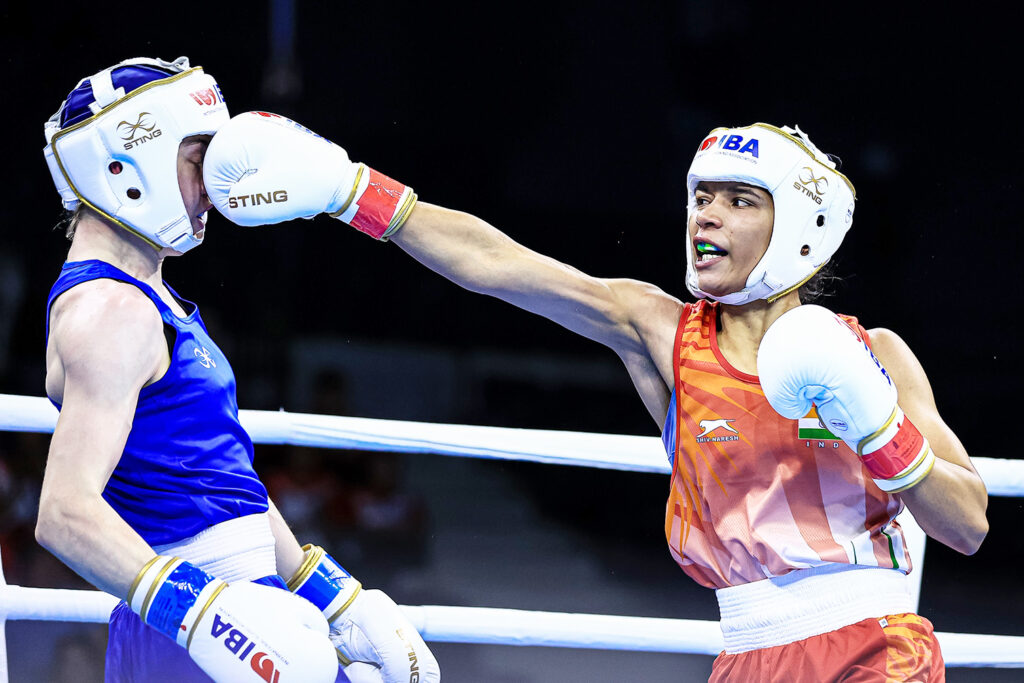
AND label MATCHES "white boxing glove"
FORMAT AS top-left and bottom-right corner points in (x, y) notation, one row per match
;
(129, 555), (338, 683)
(203, 111), (416, 239)
(757, 305), (935, 493)
(287, 544), (440, 683)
